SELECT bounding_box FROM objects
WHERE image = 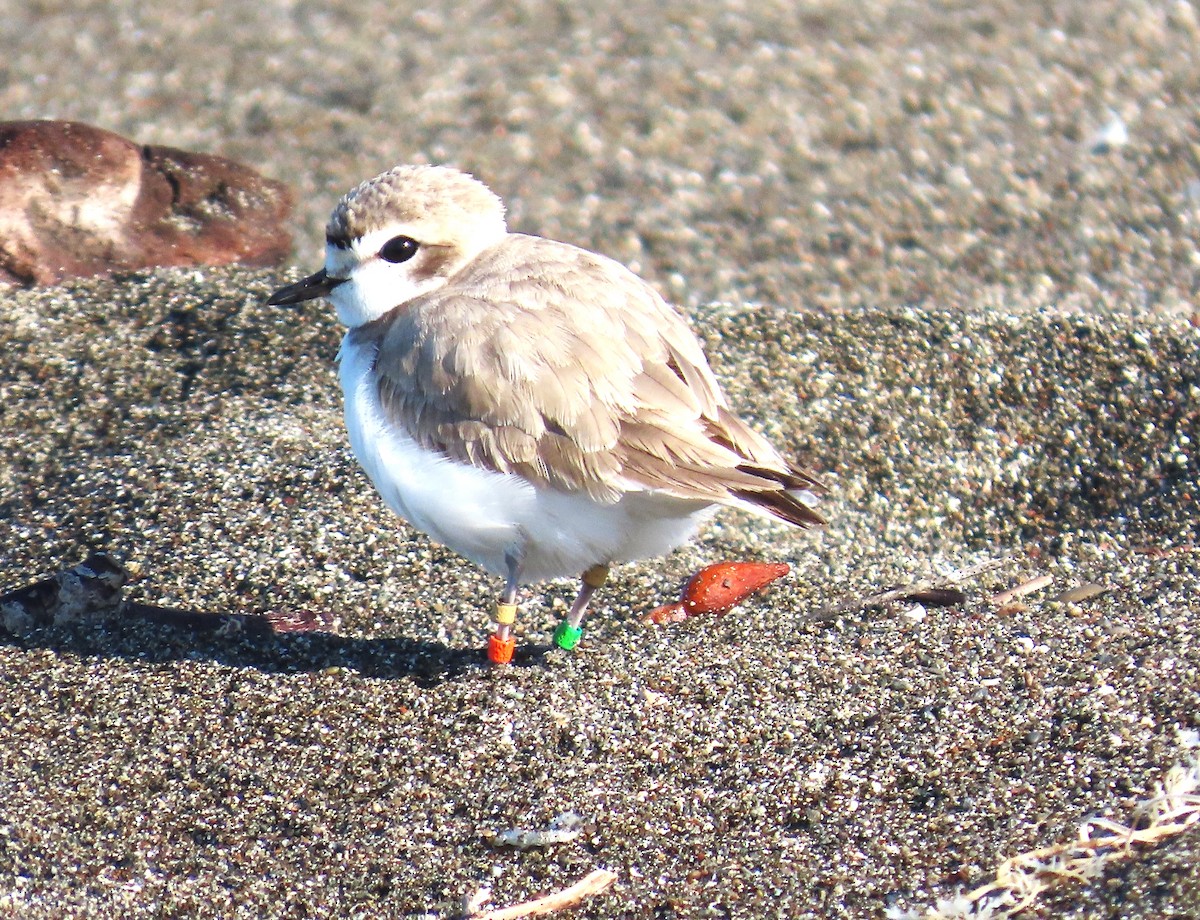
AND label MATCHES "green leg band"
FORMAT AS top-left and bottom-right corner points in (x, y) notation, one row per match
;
(553, 621), (584, 651)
